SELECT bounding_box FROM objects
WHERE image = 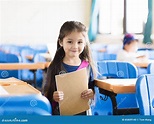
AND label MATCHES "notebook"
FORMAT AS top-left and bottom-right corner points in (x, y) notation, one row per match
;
(55, 68), (90, 115)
